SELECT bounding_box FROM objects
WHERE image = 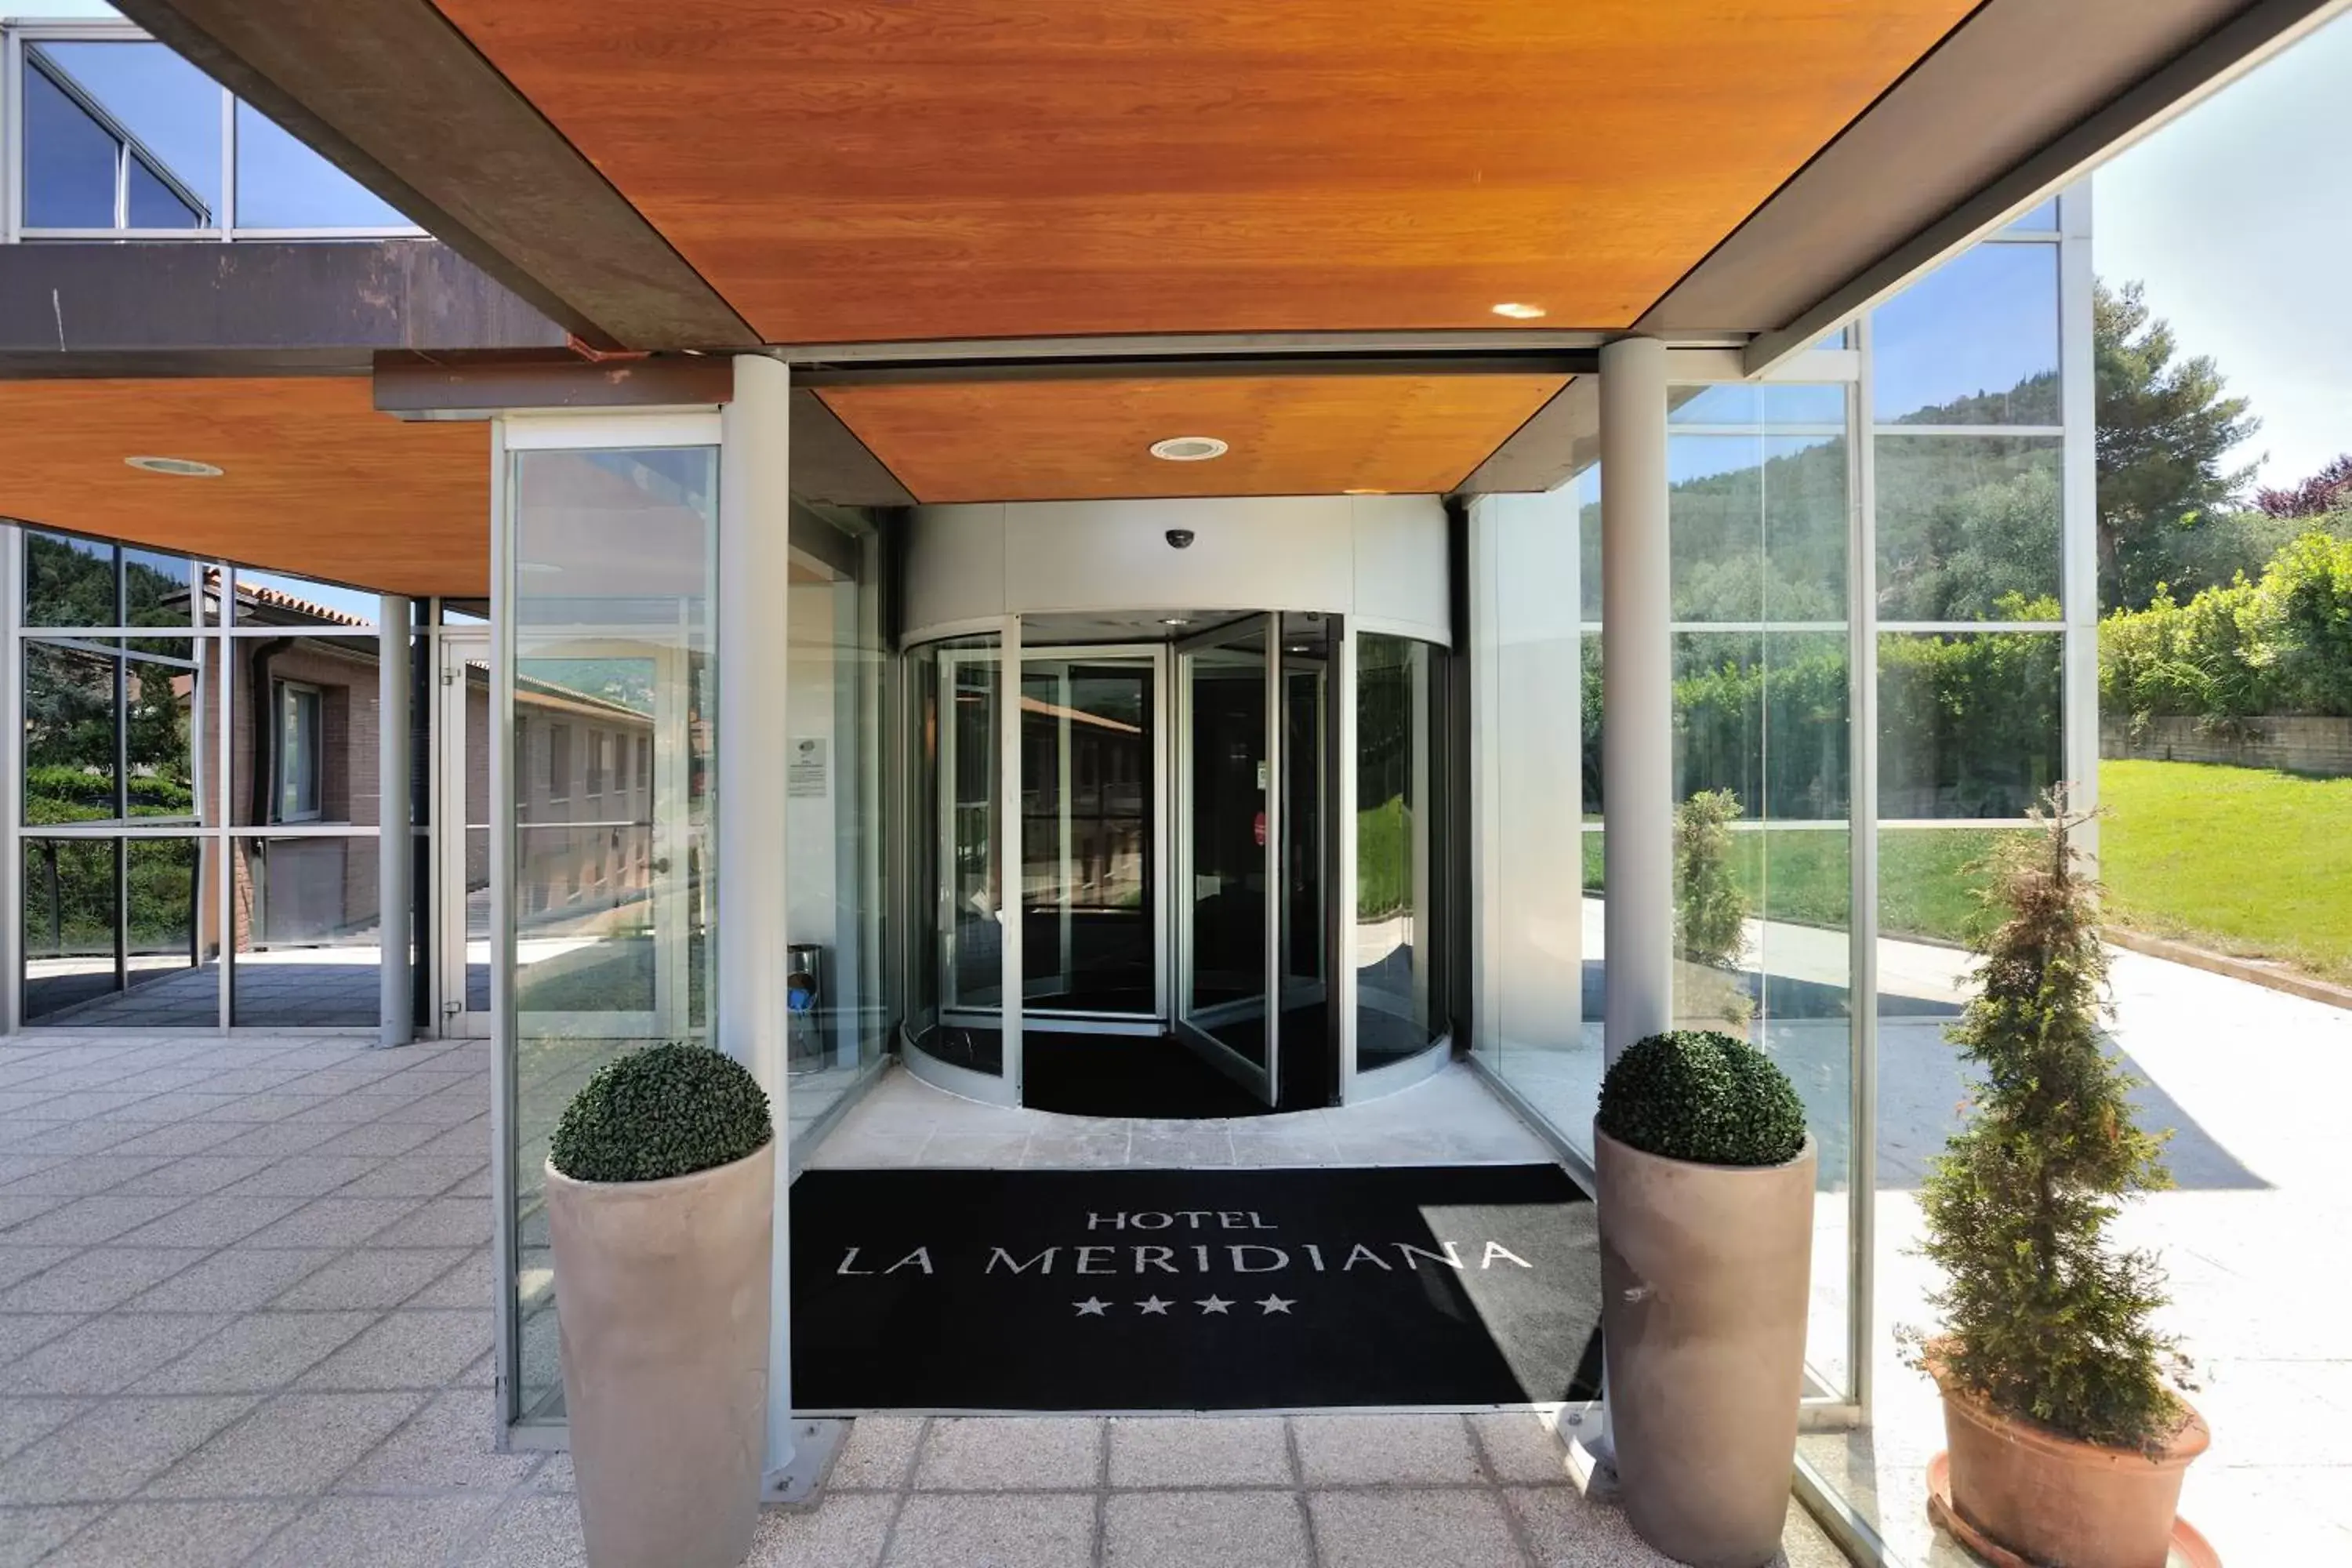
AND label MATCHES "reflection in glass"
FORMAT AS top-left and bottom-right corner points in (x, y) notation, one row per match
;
(1880, 631), (2063, 818)
(1356, 633), (1444, 1071)
(24, 531), (118, 627)
(24, 42), (220, 230)
(123, 548), (194, 627)
(20, 838), (117, 1021)
(1021, 660), (1153, 1017)
(1875, 435), (2063, 621)
(125, 660), (198, 820)
(506, 444), (718, 1427)
(230, 837), (380, 1026)
(124, 837), (211, 994)
(24, 642), (119, 824)
(1871, 244), (2060, 426)
(1673, 632), (1850, 822)
(1669, 427), (1849, 623)
(234, 100), (412, 228)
